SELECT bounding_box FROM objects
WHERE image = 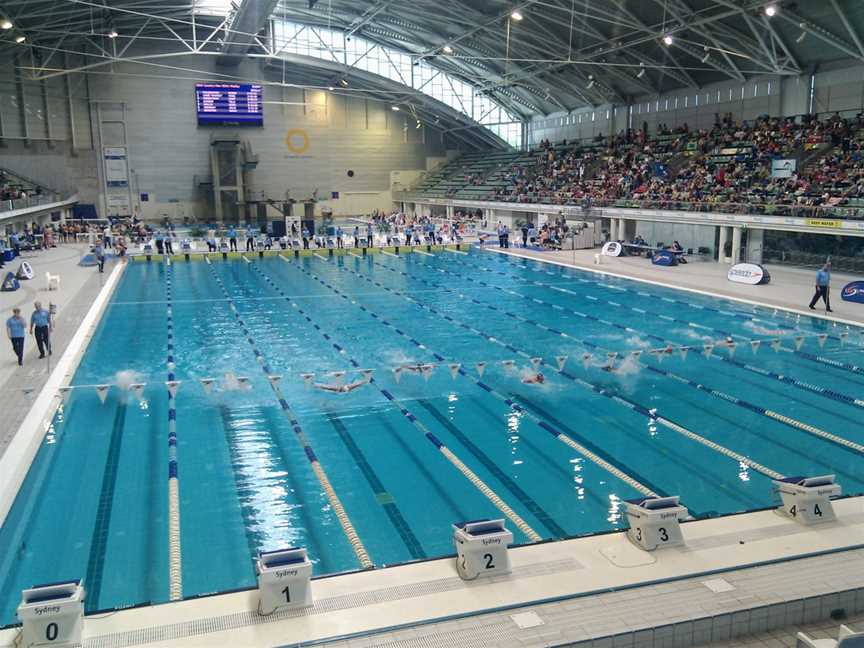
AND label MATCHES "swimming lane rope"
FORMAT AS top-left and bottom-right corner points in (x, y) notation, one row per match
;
(248, 261), (543, 543)
(205, 262), (373, 569)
